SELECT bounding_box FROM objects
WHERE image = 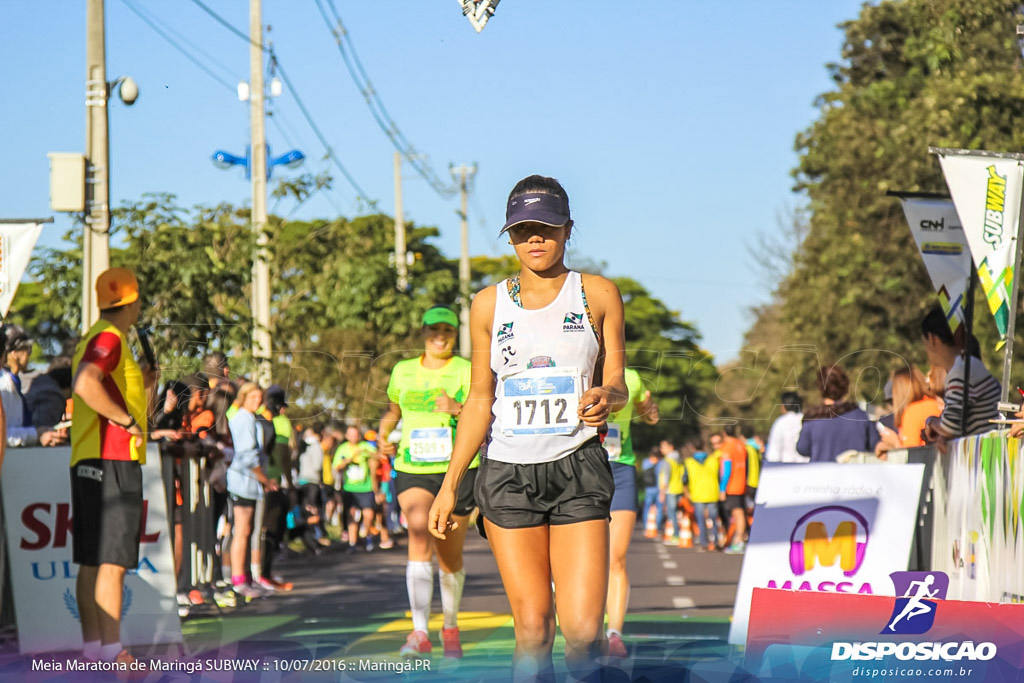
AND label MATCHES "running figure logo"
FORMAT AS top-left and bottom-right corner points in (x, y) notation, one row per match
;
(883, 571), (949, 635)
